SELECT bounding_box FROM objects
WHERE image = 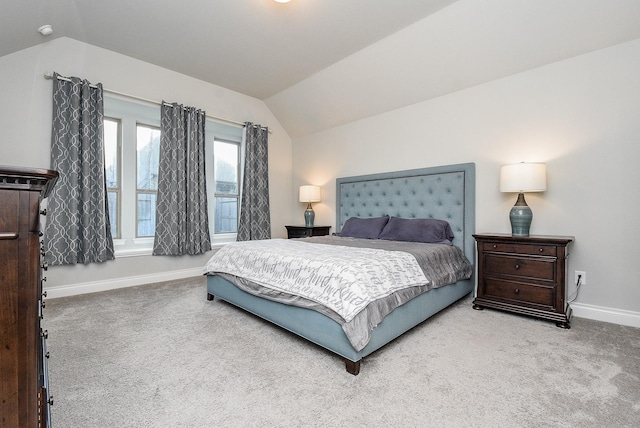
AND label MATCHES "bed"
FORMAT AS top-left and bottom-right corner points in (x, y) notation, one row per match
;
(204, 162), (475, 375)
